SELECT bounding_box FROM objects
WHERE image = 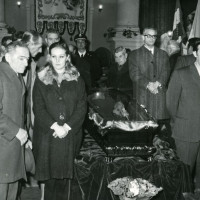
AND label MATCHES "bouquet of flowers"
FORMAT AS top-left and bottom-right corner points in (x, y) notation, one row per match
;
(108, 177), (163, 200)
